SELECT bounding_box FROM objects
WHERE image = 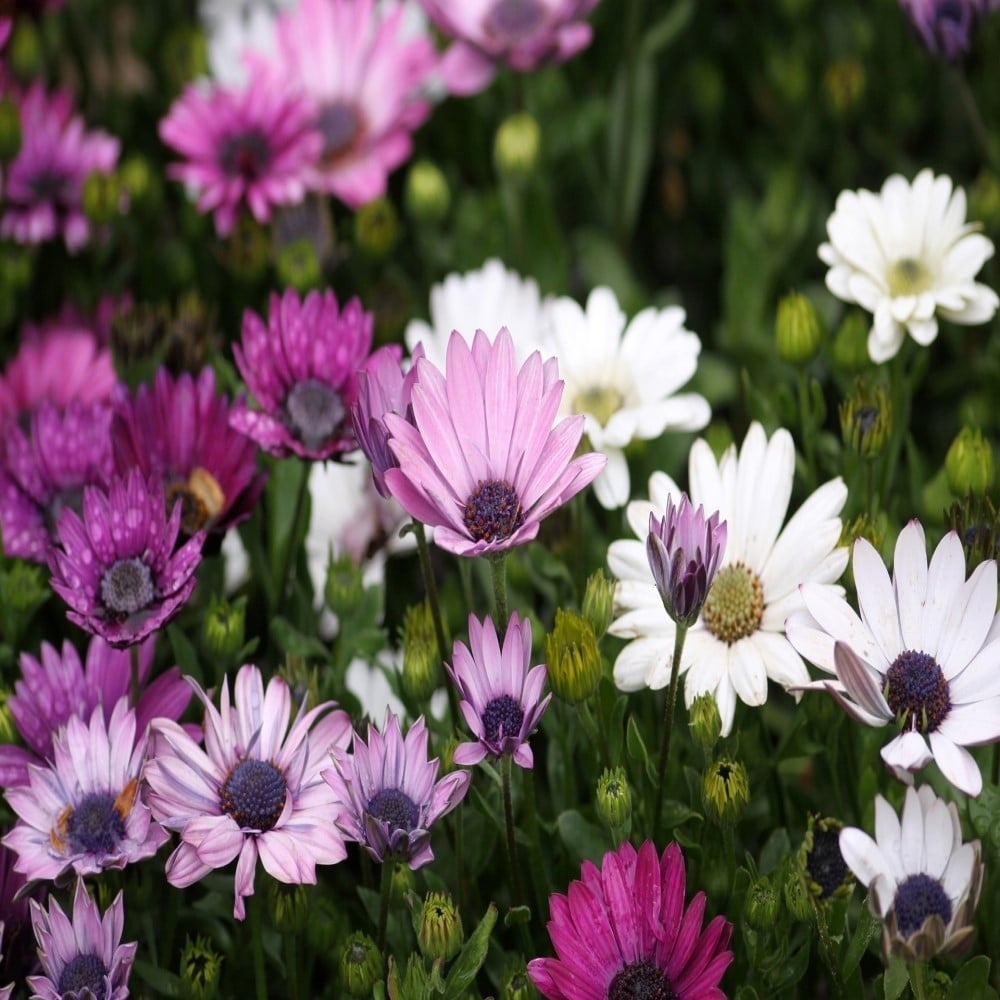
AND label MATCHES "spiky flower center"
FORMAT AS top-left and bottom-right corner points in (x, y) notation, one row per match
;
(482, 694), (525, 744)
(607, 959), (677, 1000)
(316, 102), (359, 162)
(65, 792), (126, 856)
(701, 562), (764, 644)
(807, 828), (848, 899)
(893, 873), (953, 938)
(485, 0), (546, 42)
(887, 257), (932, 298)
(285, 378), (346, 449)
(464, 480), (523, 543)
(58, 953), (108, 1000)
(884, 650), (951, 733)
(220, 758), (287, 832)
(572, 384), (624, 428)
(219, 129), (271, 181)
(100, 557), (155, 617)
(368, 788), (420, 834)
